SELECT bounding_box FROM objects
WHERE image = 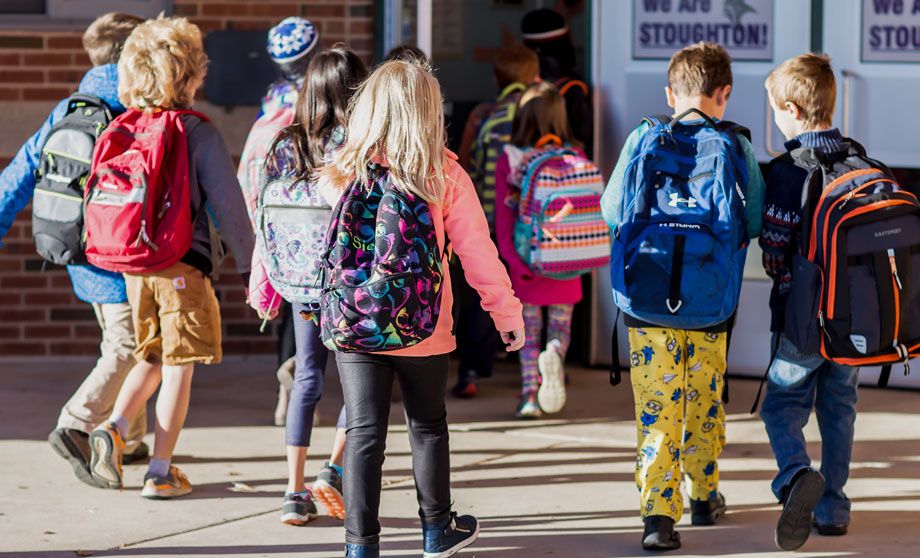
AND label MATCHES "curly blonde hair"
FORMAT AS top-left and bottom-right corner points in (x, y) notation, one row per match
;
(118, 15), (208, 110)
